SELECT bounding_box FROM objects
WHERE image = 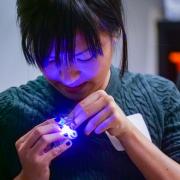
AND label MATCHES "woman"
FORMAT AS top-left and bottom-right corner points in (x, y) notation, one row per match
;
(0, 0), (179, 179)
